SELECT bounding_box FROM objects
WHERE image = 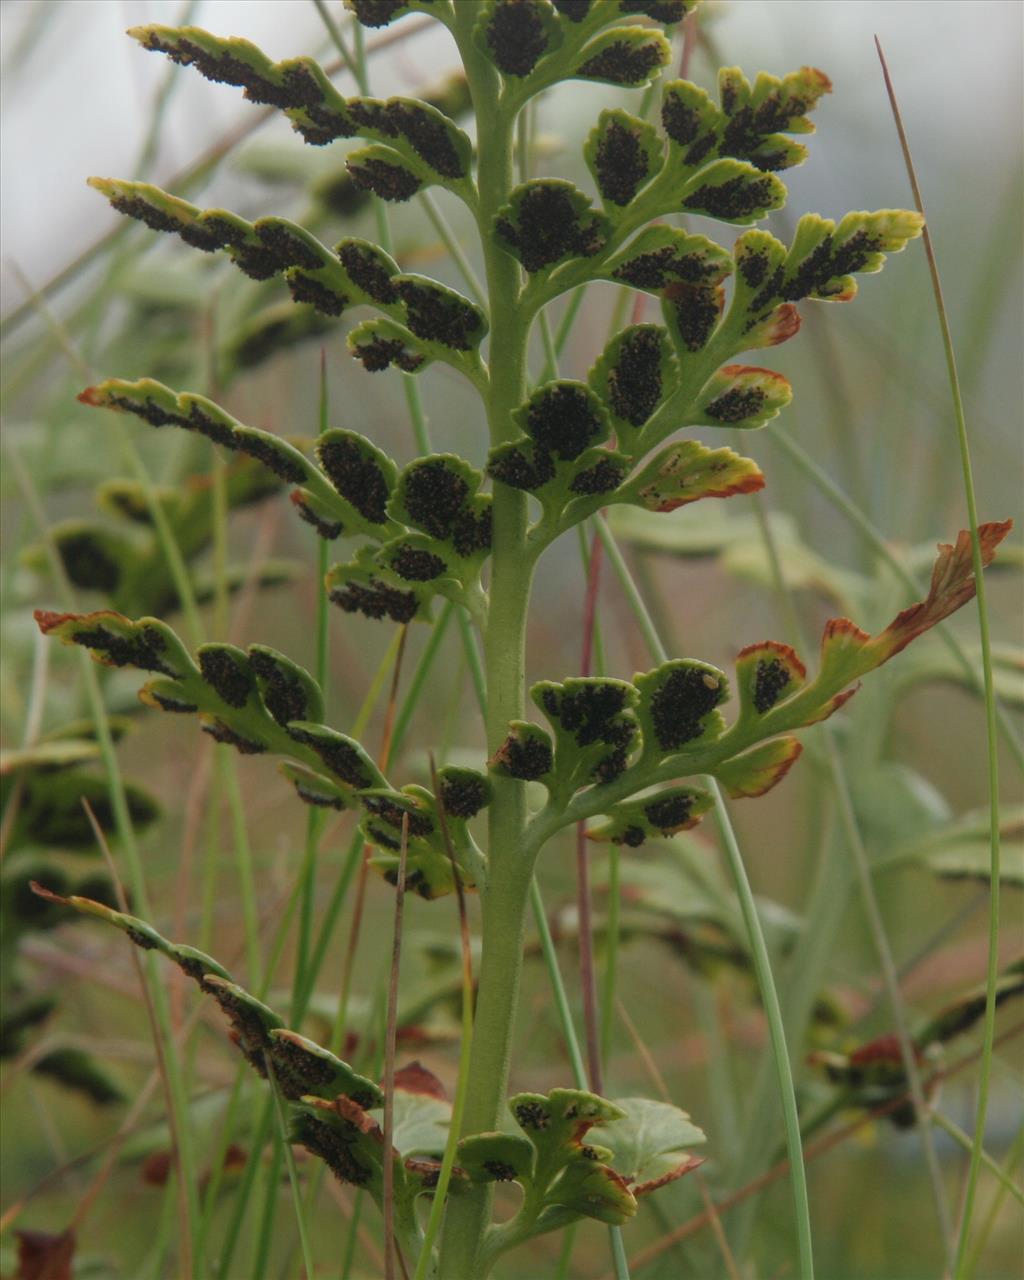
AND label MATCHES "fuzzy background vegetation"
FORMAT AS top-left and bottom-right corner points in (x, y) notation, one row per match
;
(1, 2), (1021, 1278)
